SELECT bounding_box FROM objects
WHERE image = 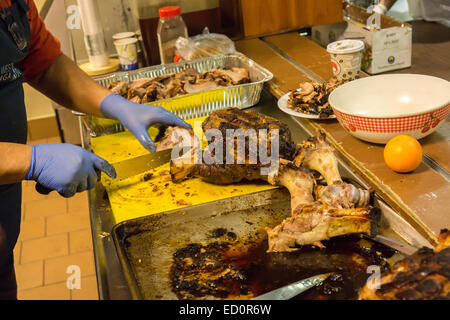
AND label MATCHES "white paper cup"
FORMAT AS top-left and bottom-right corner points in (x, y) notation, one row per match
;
(327, 40), (365, 81)
(114, 38), (138, 71)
